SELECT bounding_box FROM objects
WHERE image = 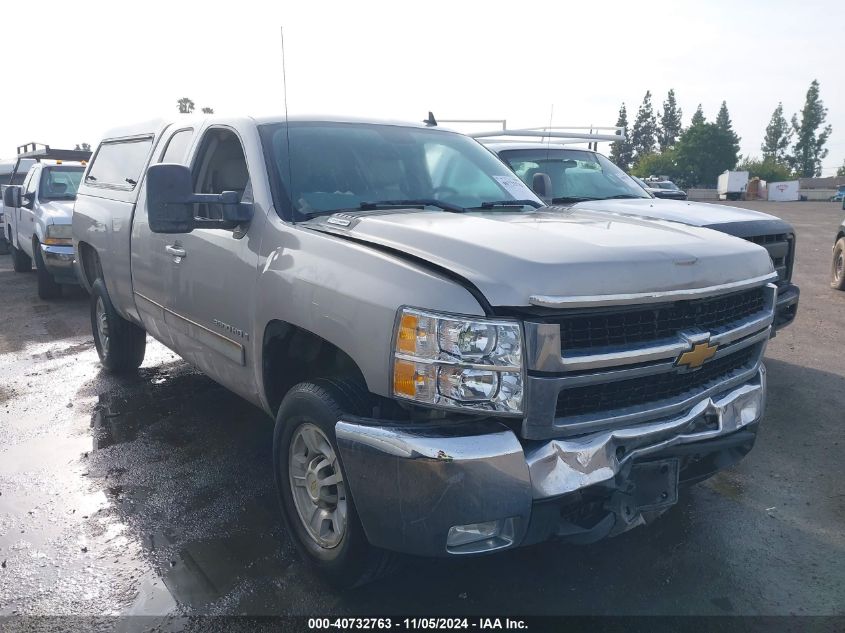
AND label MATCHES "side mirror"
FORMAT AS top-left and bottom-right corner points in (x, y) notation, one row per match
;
(531, 172), (552, 202)
(3, 185), (21, 208)
(22, 193), (35, 209)
(146, 163), (254, 234)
